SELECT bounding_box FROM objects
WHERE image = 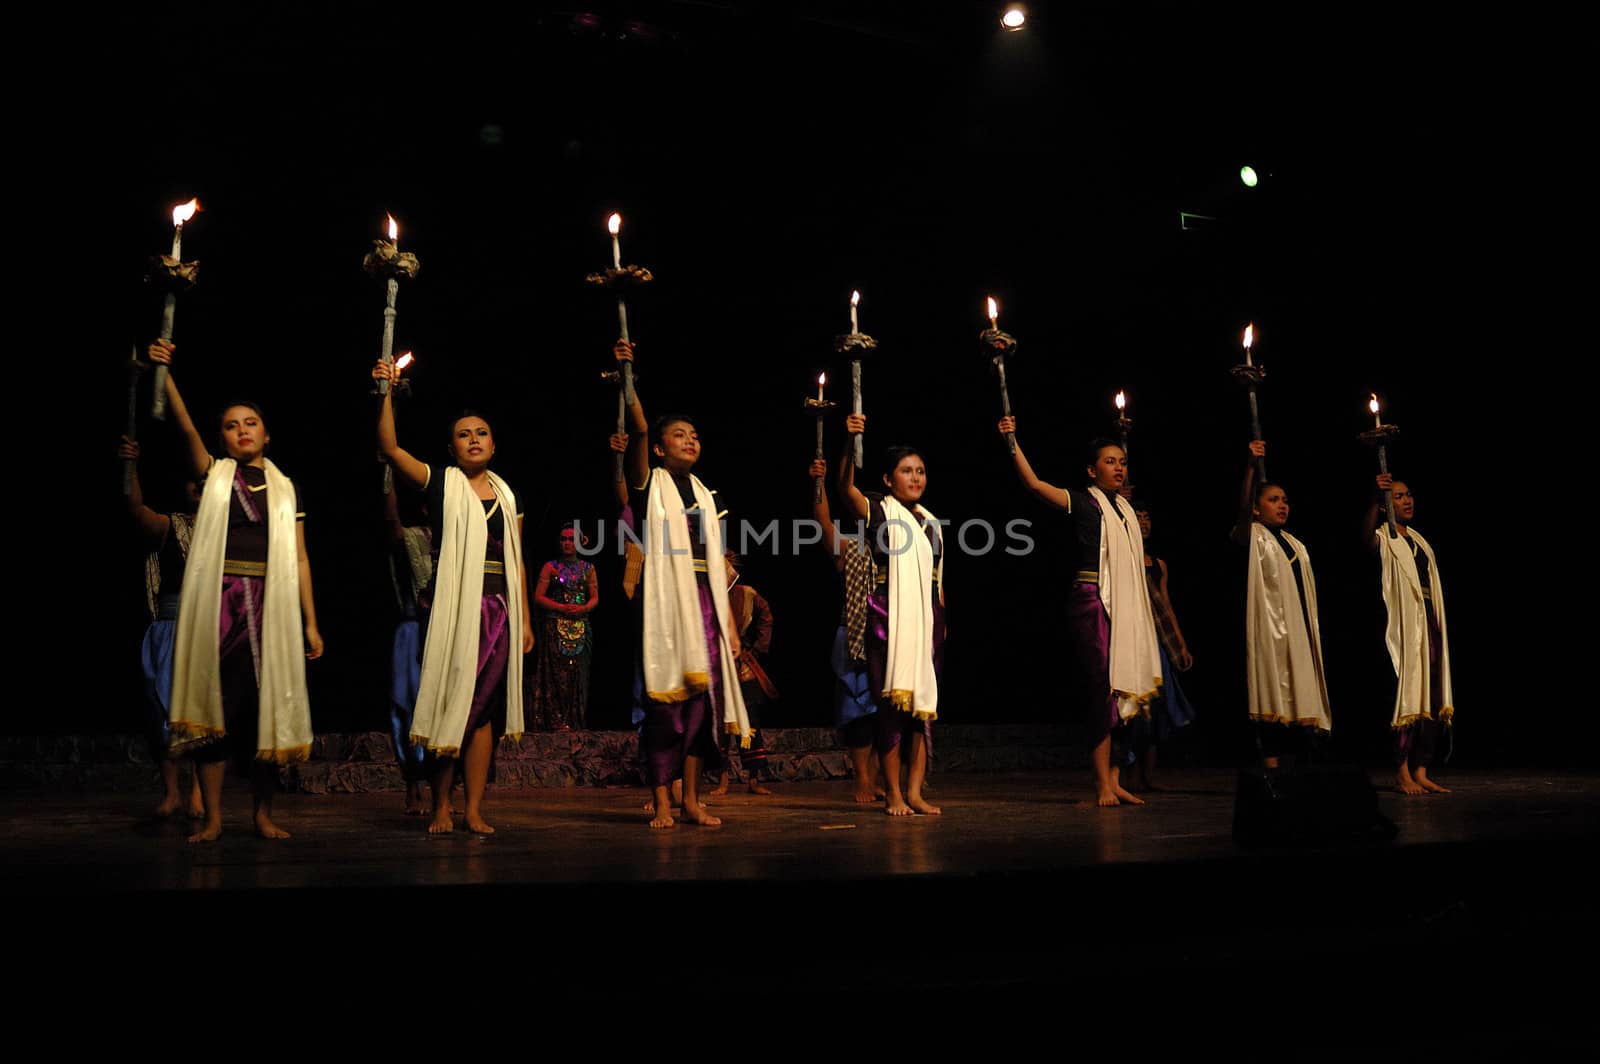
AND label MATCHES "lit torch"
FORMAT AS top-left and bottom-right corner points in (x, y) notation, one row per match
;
(1114, 390), (1130, 460)
(151, 198), (200, 420)
(806, 372), (836, 504)
(982, 296), (1018, 455)
(1231, 322), (1267, 481)
(1366, 393), (1398, 535)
